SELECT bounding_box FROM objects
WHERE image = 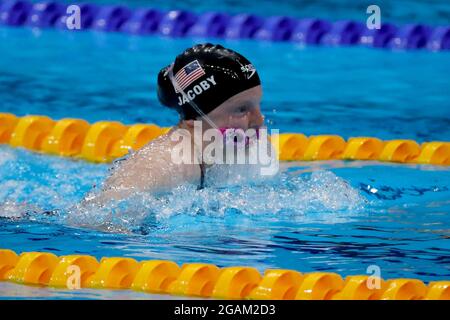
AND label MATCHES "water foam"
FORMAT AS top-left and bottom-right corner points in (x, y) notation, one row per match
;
(66, 169), (367, 233)
(0, 146), (367, 233)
